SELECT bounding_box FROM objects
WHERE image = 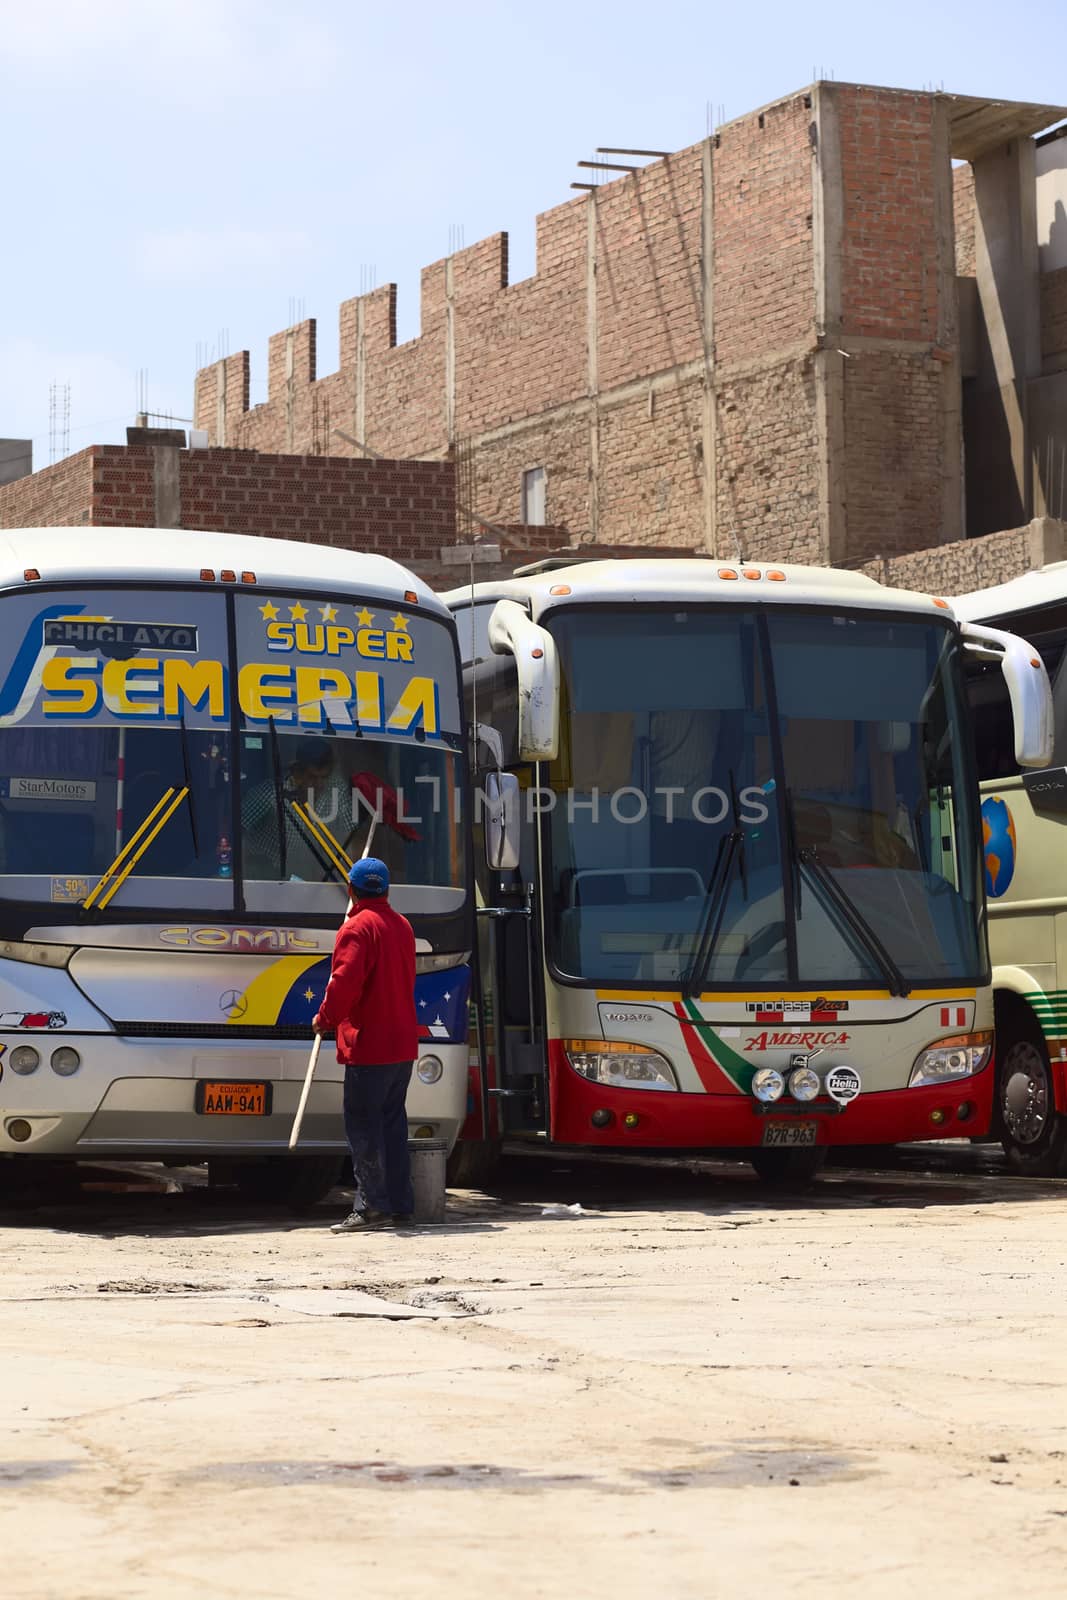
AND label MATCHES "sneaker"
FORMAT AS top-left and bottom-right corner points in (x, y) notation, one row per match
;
(330, 1208), (391, 1234)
